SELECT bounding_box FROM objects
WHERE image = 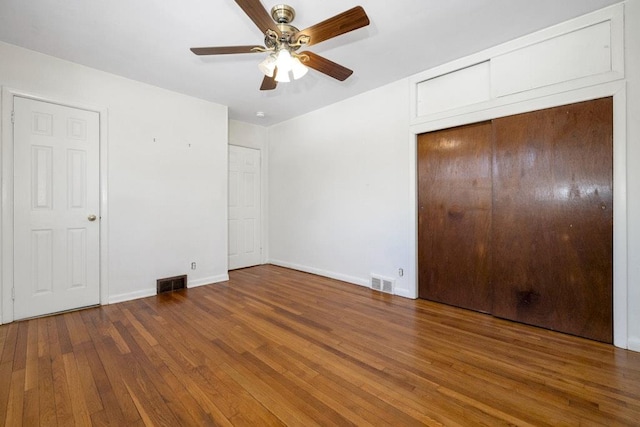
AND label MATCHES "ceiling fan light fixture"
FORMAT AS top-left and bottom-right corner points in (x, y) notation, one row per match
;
(291, 57), (308, 80)
(275, 48), (293, 73)
(274, 66), (291, 83)
(269, 48), (307, 82)
(258, 55), (277, 77)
